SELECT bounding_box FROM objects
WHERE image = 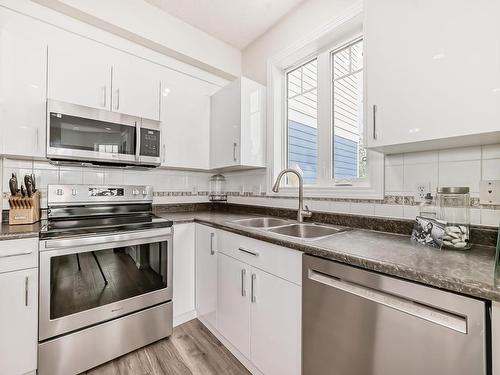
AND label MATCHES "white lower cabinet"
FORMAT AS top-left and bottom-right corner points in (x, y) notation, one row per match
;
(217, 253), (251, 358)
(250, 268), (301, 375)
(210, 228), (302, 375)
(173, 223), (196, 326)
(0, 268), (38, 375)
(195, 224), (218, 328)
